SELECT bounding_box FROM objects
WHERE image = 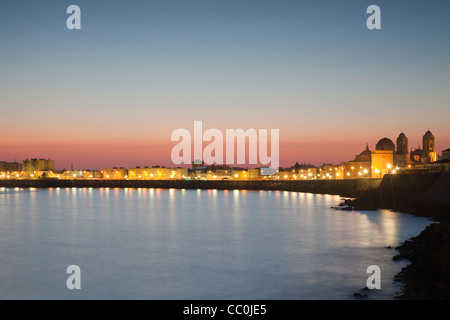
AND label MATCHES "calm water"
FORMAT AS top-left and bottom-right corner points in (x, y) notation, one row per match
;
(0, 187), (431, 300)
